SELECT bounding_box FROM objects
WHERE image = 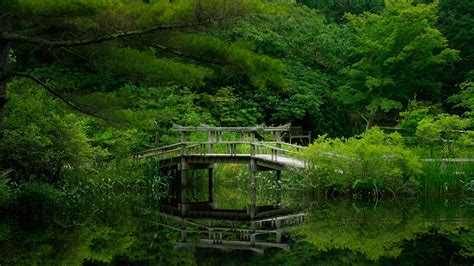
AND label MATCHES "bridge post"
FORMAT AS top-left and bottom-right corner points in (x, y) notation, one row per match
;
(276, 218), (282, 243)
(250, 131), (255, 156)
(180, 168), (187, 217)
(276, 170), (281, 206)
(181, 218), (187, 242)
(180, 132), (186, 156)
(249, 159), (257, 219)
(275, 132), (281, 159)
(208, 131), (213, 154)
(180, 131), (187, 216)
(208, 167), (213, 203)
(249, 131), (257, 219)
